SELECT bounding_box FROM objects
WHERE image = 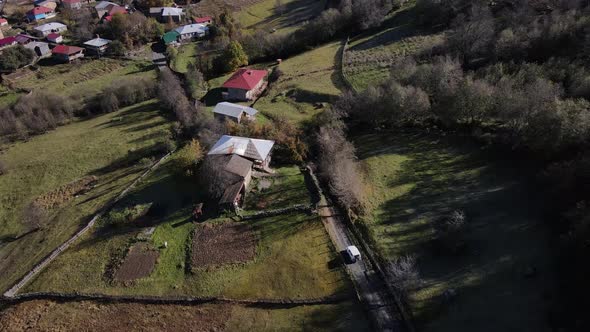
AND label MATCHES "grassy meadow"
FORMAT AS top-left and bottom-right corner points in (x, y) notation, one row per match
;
(355, 130), (555, 331)
(253, 41), (344, 124)
(171, 43), (198, 73)
(0, 99), (172, 293)
(343, 6), (444, 91)
(11, 58), (155, 105)
(26, 159), (352, 300)
(236, 0), (327, 35)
